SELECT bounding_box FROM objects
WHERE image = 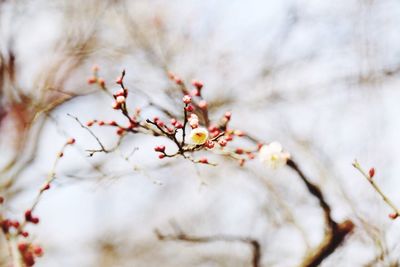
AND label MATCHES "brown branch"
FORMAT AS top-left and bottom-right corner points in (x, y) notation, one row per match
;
(155, 228), (261, 267)
(287, 159), (354, 267)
